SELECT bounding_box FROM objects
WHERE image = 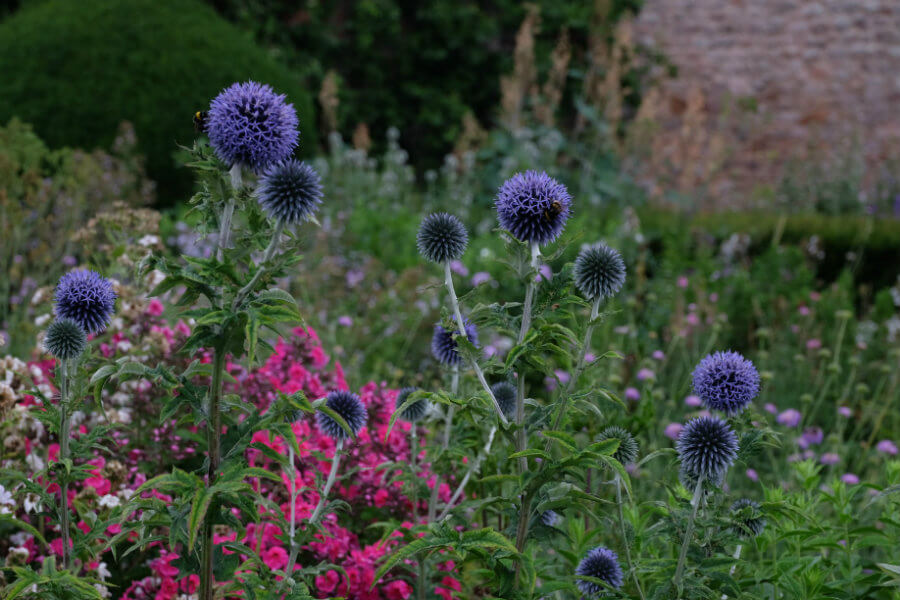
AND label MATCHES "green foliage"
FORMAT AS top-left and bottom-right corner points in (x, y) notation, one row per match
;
(0, 0), (316, 205)
(210, 0), (641, 167)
